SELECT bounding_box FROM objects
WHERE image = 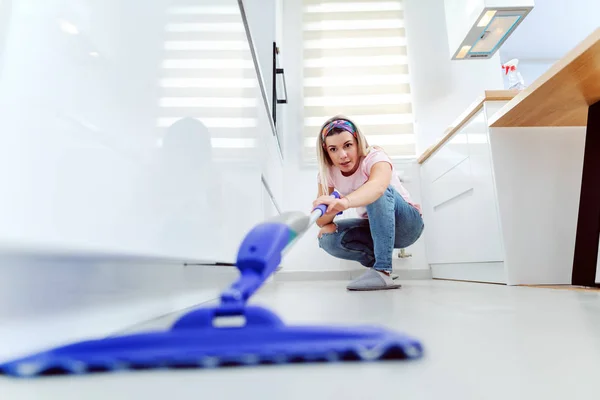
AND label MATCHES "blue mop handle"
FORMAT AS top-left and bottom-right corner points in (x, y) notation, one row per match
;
(312, 190), (342, 217)
(220, 191), (341, 312)
(220, 222), (290, 311)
